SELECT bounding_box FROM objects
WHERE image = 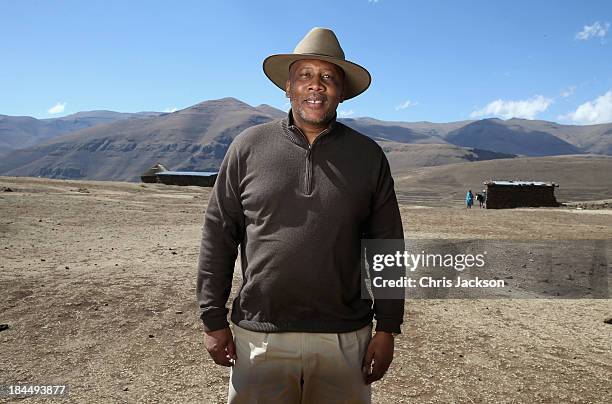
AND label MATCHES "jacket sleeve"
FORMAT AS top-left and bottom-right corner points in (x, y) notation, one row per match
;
(364, 149), (405, 334)
(196, 140), (245, 332)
